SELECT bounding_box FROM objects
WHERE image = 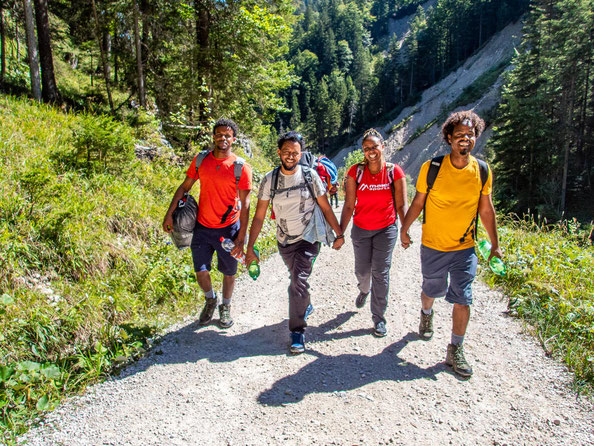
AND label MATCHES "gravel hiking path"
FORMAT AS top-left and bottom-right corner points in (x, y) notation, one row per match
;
(19, 213), (594, 446)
